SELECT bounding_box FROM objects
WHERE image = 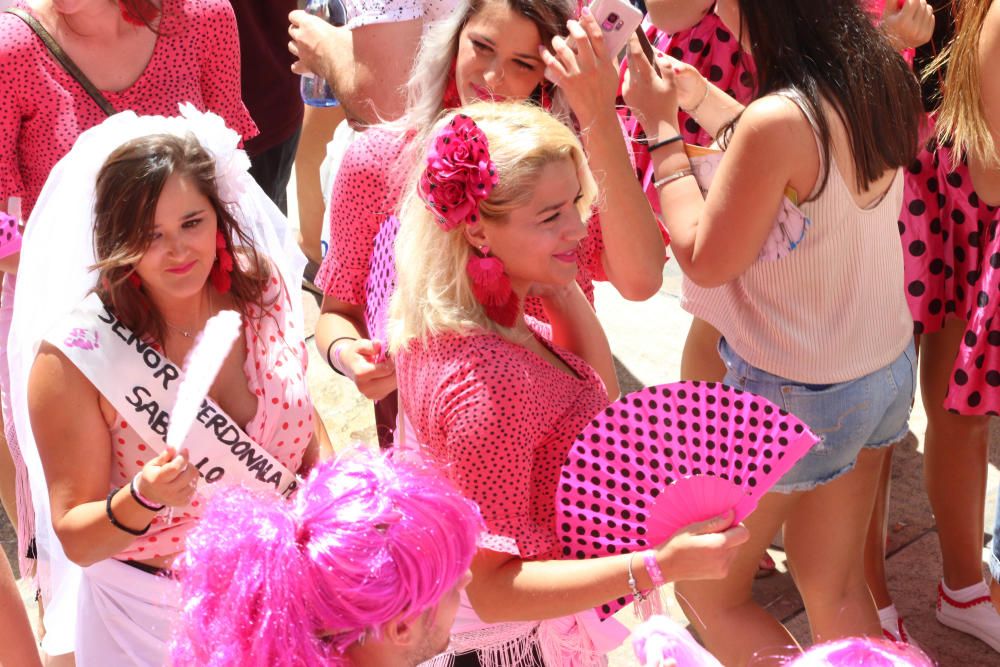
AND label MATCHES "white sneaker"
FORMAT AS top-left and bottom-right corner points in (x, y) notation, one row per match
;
(879, 605), (920, 649)
(936, 580), (1000, 653)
